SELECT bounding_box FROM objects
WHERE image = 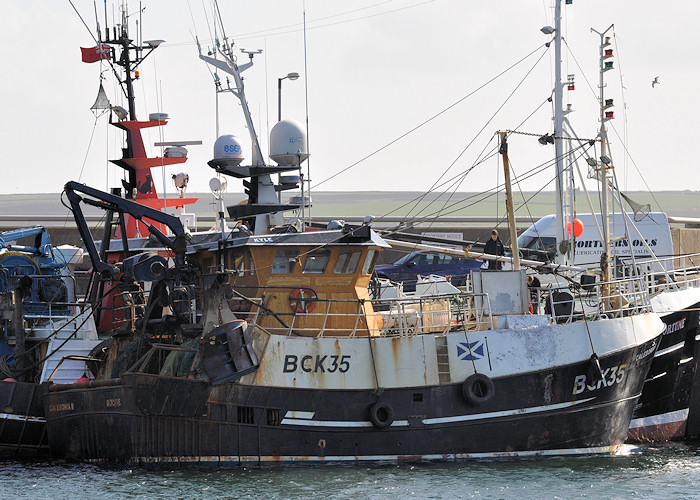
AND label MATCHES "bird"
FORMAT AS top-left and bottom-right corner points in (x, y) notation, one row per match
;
(652, 76), (660, 88)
